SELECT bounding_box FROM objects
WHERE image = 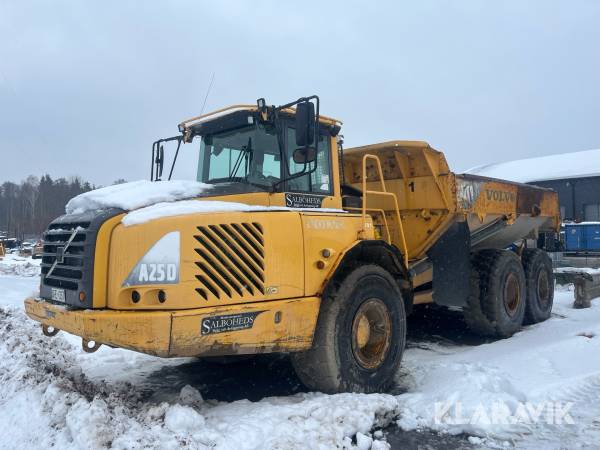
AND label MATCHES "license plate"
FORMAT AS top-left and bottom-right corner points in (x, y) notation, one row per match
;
(51, 288), (66, 303)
